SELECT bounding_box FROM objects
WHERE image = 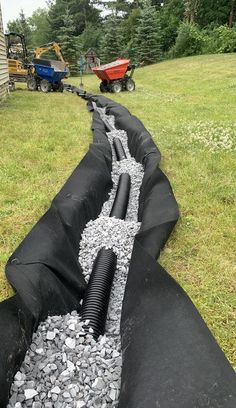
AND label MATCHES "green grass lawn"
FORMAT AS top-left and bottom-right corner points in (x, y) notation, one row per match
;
(0, 54), (235, 367)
